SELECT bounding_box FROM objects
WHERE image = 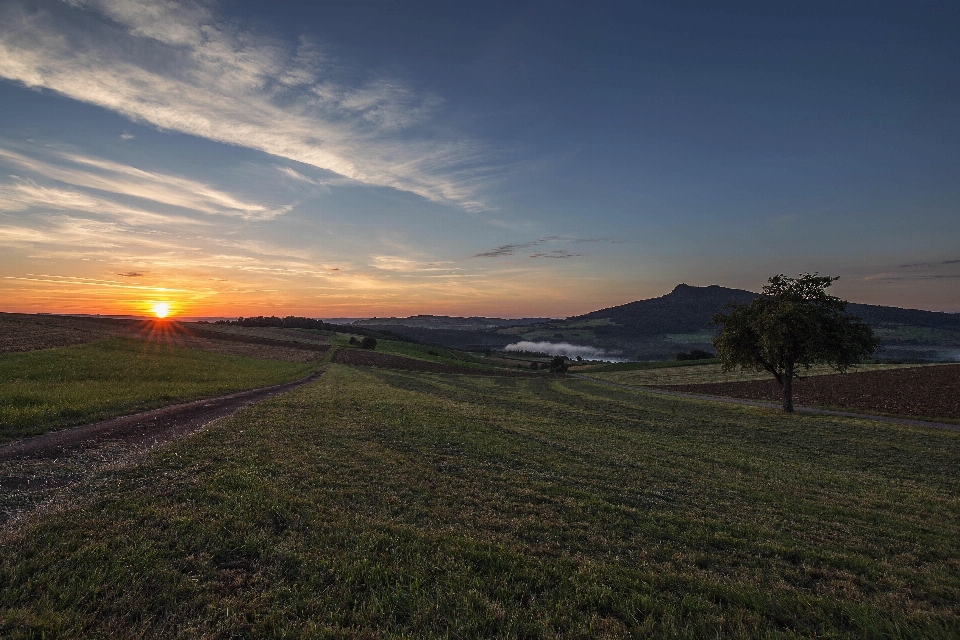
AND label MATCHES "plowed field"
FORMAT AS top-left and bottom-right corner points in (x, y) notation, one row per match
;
(132, 324), (328, 362)
(0, 313), (135, 353)
(332, 348), (538, 376)
(0, 314), (328, 362)
(657, 364), (960, 421)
